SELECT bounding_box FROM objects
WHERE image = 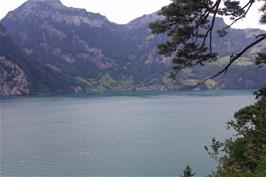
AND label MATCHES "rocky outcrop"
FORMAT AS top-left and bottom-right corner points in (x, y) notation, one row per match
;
(0, 57), (30, 96)
(0, 23), (75, 96)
